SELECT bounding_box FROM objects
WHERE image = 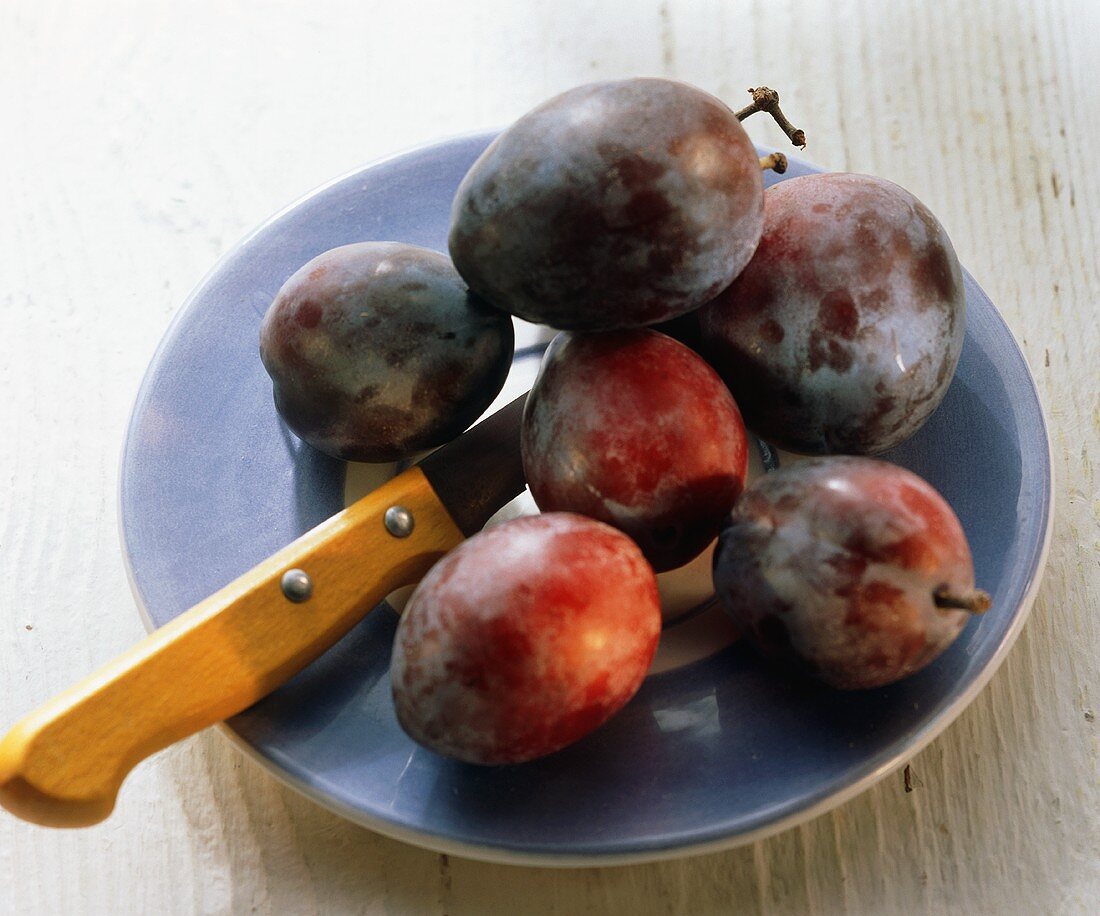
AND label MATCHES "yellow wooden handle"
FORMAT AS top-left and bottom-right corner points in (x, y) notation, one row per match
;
(0, 466), (464, 828)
